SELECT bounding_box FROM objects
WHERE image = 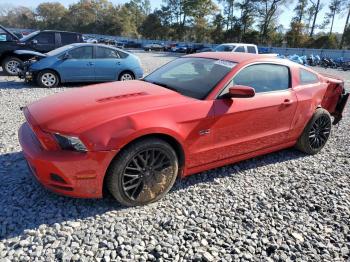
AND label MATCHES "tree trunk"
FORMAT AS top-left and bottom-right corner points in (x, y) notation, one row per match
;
(329, 8), (336, 34)
(340, 6), (350, 49)
(309, 0), (320, 37)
